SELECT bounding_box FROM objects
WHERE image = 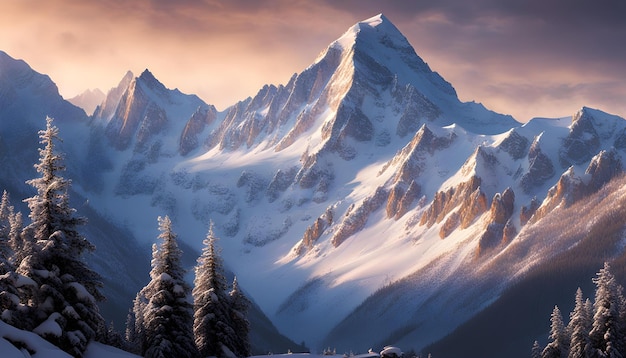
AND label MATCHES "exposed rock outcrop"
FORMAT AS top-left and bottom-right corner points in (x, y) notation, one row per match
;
(520, 135), (555, 194)
(383, 125), (454, 220)
(560, 109), (601, 167)
(331, 187), (388, 247)
(489, 188), (515, 226)
(585, 148), (622, 192)
(386, 180), (422, 220)
(266, 167), (299, 203)
(420, 176), (483, 228)
(295, 207), (334, 255)
(393, 84), (441, 137)
(497, 129), (529, 160)
(520, 197), (540, 226)
(93, 70), (134, 121)
(439, 211), (460, 239)
(179, 105), (217, 155)
(476, 188), (516, 255)
(438, 186), (488, 239)
(531, 148), (623, 224)
(394, 180), (422, 220)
